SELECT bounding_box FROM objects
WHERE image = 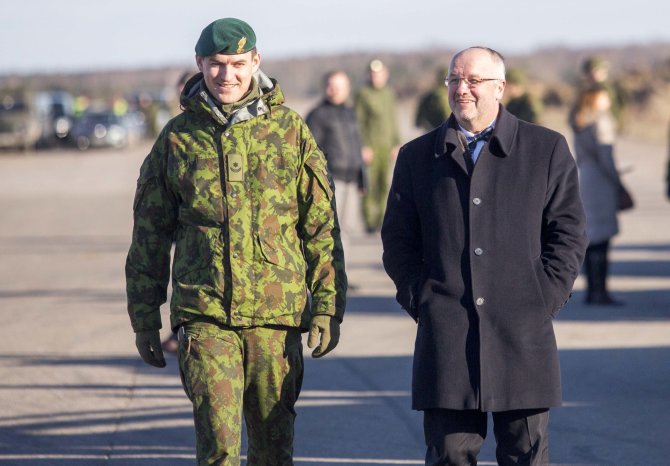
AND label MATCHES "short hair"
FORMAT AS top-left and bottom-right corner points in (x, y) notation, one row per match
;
(322, 70), (349, 86)
(450, 46), (506, 79)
